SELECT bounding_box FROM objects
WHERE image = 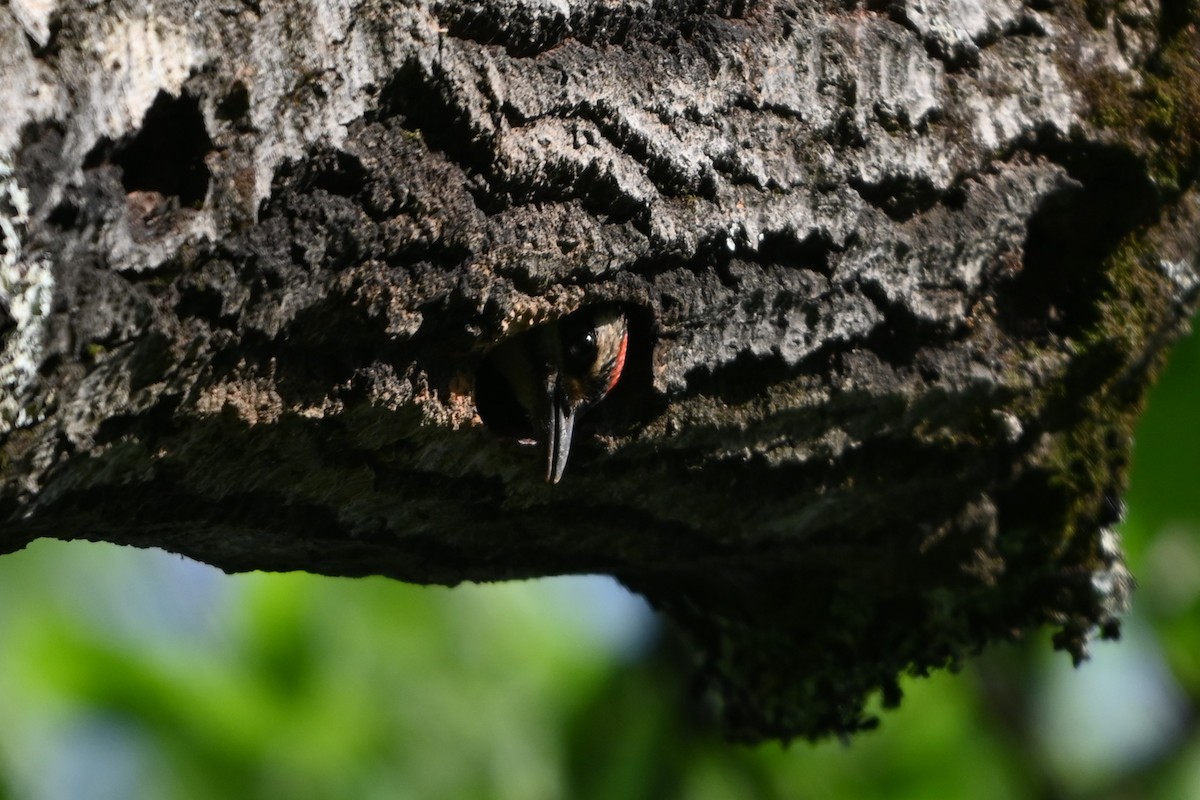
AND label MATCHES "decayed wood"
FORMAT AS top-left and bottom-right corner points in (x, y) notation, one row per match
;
(1, 0), (1198, 740)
